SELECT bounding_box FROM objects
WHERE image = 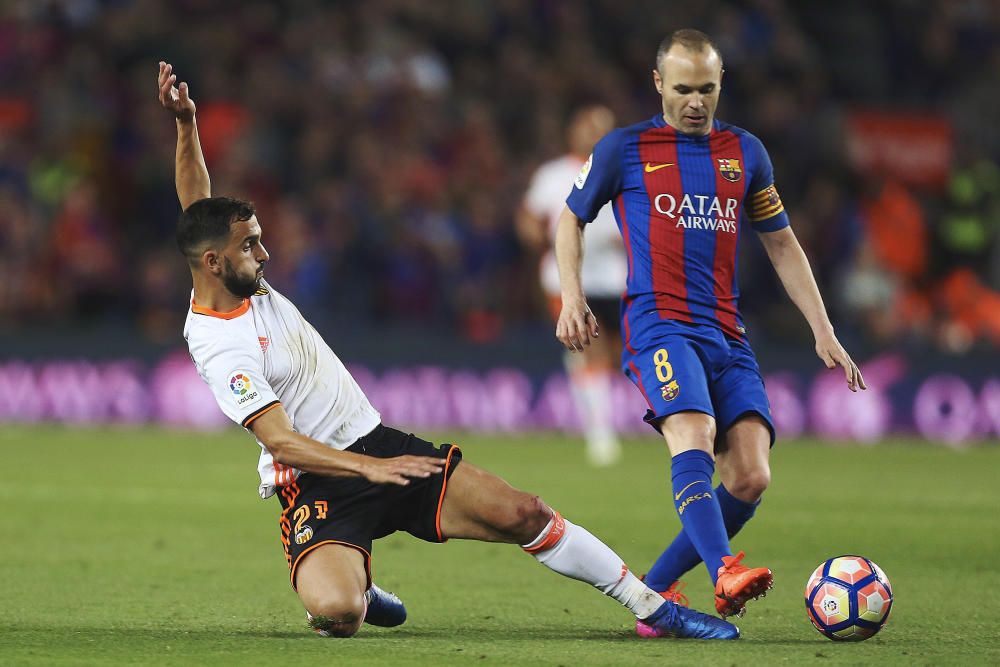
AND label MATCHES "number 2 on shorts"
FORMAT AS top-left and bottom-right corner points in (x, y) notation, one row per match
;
(293, 505), (311, 534)
(653, 348), (673, 383)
